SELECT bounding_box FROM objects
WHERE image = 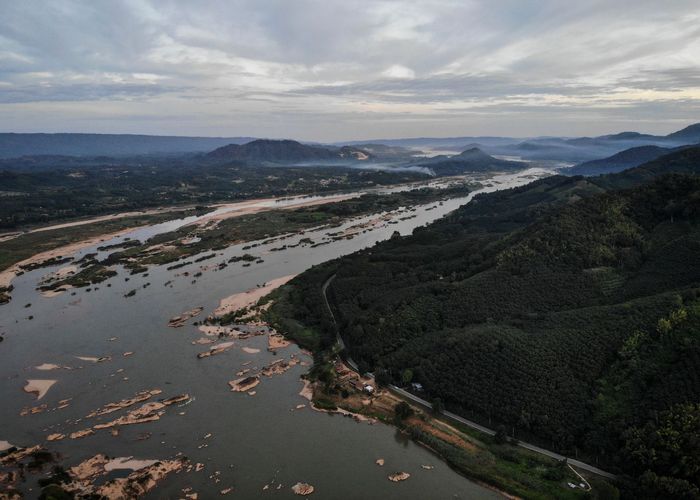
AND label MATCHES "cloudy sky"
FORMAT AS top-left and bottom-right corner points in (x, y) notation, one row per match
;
(1, 0), (699, 141)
